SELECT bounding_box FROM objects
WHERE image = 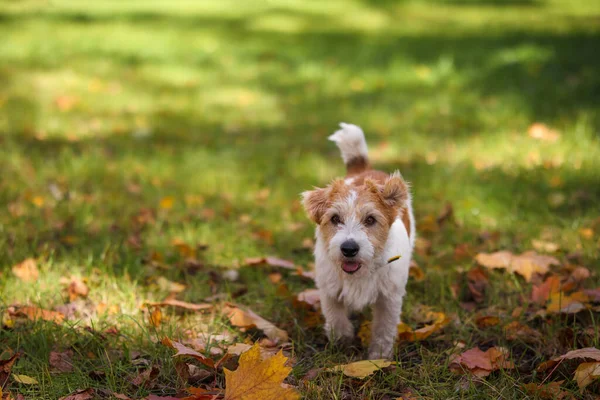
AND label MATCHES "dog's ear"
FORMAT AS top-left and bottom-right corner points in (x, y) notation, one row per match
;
(301, 187), (330, 224)
(381, 171), (409, 207)
(366, 171), (408, 208)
